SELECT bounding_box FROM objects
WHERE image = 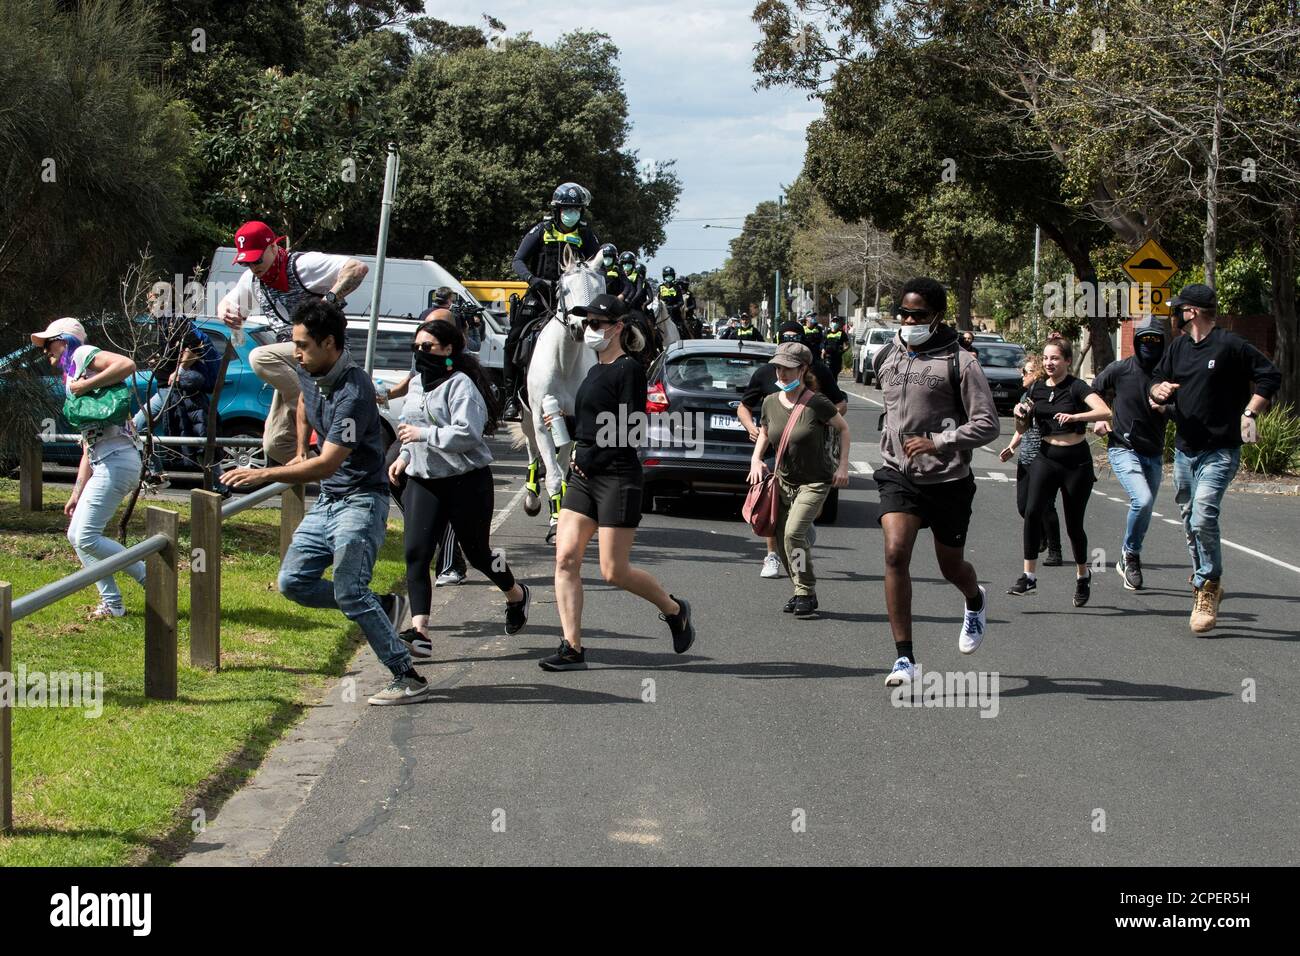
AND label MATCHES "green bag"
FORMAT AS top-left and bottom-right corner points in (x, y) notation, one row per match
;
(63, 348), (132, 430)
